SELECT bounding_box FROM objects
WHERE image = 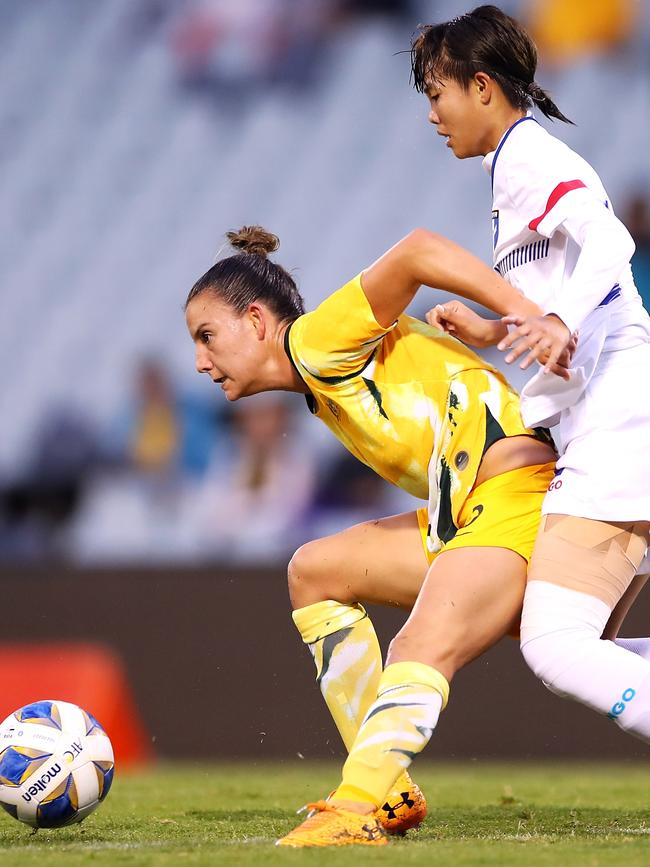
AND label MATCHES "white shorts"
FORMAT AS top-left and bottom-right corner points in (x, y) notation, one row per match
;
(543, 341), (650, 522)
